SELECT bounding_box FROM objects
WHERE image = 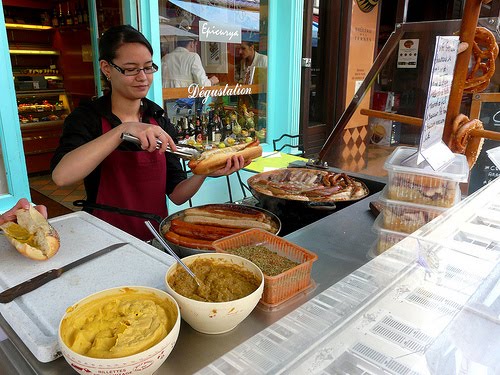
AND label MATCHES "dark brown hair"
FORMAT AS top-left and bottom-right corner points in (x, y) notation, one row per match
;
(99, 24), (153, 62)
